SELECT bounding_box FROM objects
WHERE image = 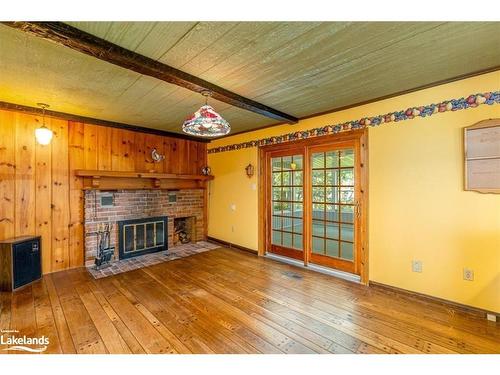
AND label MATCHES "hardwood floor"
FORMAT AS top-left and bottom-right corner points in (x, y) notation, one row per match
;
(1, 247), (499, 354)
